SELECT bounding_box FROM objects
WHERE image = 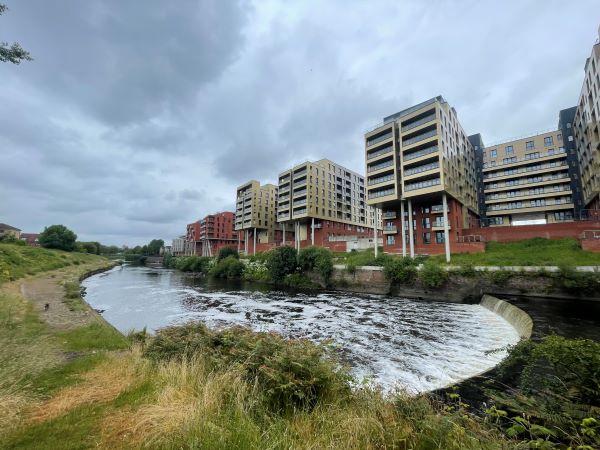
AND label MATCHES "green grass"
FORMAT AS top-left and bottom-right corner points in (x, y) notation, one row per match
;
(0, 243), (107, 283)
(431, 238), (600, 266)
(56, 323), (128, 352)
